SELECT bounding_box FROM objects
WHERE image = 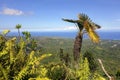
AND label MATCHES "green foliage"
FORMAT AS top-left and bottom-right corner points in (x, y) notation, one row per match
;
(16, 24), (22, 29)
(16, 24), (22, 38)
(22, 31), (31, 41)
(83, 51), (98, 72)
(0, 29), (112, 80)
(36, 37), (120, 78)
(116, 69), (120, 80)
(47, 63), (66, 80)
(2, 30), (10, 36)
(73, 58), (90, 80)
(59, 48), (71, 66)
(46, 56), (105, 80)
(0, 30), (51, 80)
(92, 72), (106, 80)
(72, 57), (105, 80)
(29, 77), (50, 80)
